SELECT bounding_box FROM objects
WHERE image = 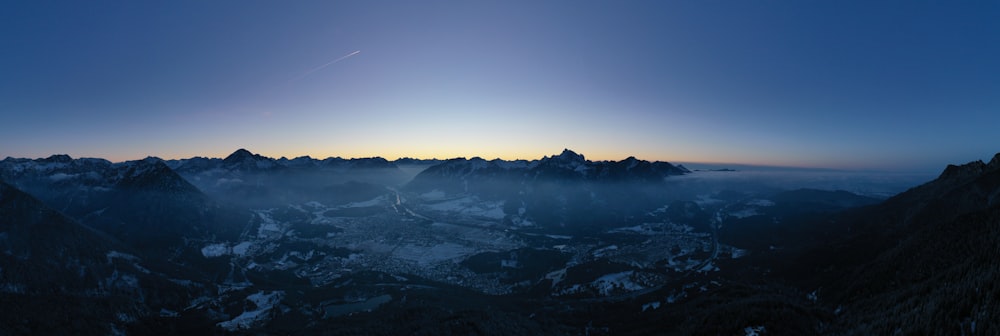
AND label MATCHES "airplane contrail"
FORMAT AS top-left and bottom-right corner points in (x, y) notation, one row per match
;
(289, 50), (360, 82)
